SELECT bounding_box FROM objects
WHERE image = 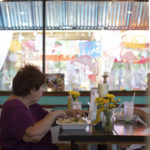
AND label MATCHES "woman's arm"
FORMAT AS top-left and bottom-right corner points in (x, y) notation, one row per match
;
(134, 107), (149, 123)
(22, 110), (65, 142)
(22, 109), (88, 143)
